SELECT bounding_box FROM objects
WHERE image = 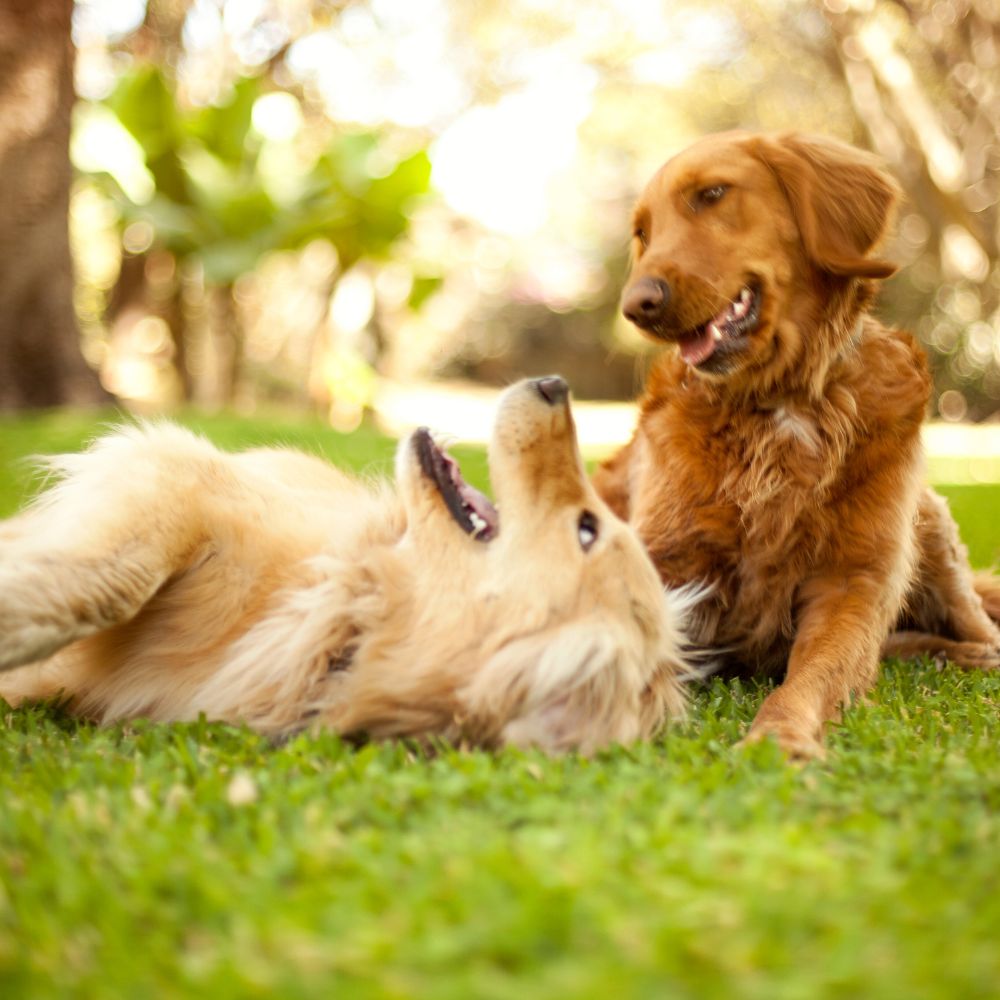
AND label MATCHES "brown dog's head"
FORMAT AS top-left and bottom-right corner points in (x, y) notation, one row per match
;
(622, 131), (900, 390)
